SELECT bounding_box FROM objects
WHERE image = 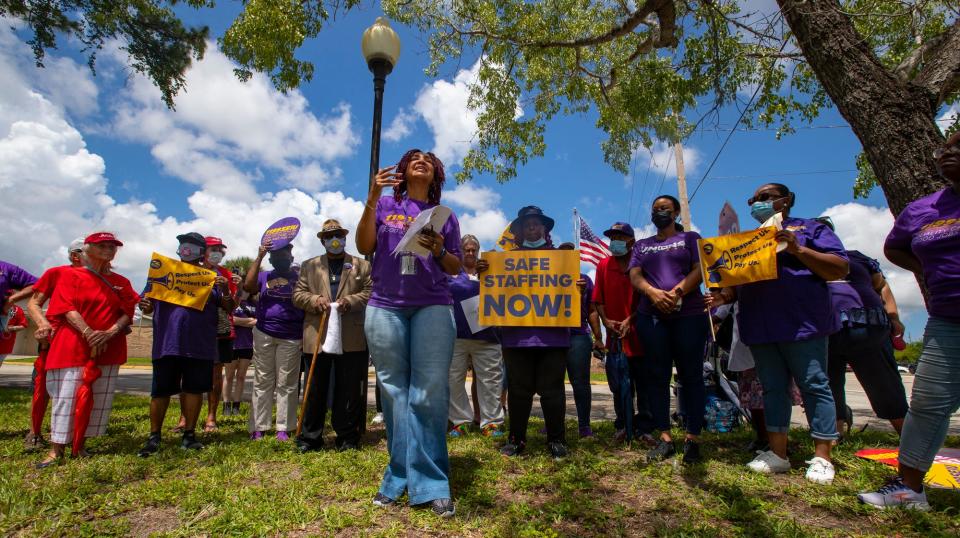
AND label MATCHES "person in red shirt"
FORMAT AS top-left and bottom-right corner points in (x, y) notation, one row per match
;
(592, 222), (653, 443)
(0, 302), (27, 363)
(203, 236), (238, 430)
(36, 232), (138, 468)
(23, 238), (85, 449)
